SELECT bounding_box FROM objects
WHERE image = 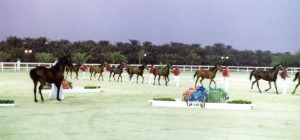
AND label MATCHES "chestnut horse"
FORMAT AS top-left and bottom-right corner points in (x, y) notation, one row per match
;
(29, 56), (73, 102)
(193, 64), (222, 88)
(154, 62), (173, 86)
(65, 61), (82, 80)
(109, 62), (126, 82)
(292, 72), (300, 94)
(89, 61), (107, 81)
(250, 64), (283, 94)
(128, 63), (148, 83)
